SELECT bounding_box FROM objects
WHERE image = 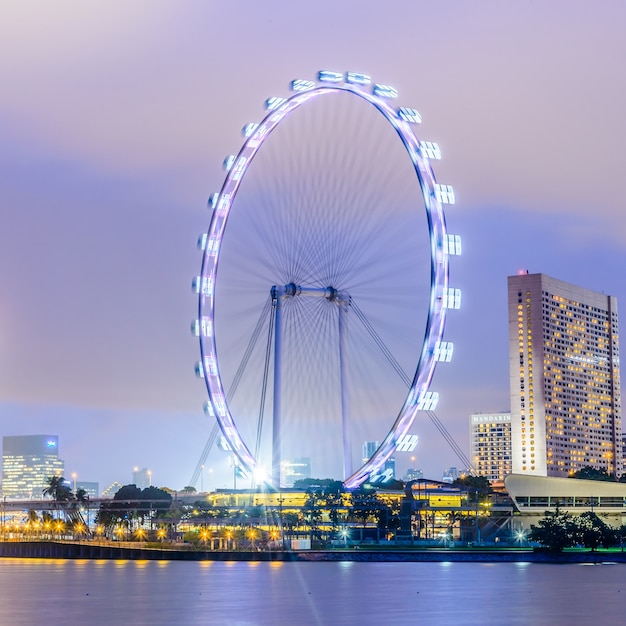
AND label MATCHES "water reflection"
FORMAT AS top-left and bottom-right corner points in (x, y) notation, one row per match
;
(0, 560), (624, 625)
